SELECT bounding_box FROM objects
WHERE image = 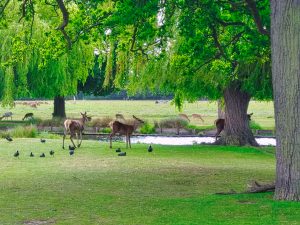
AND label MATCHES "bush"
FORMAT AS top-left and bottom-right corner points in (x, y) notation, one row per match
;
(140, 122), (156, 134)
(250, 120), (262, 130)
(1, 125), (38, 138)
(100, 127), (112, 133)
(38, 117), (64, 127)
